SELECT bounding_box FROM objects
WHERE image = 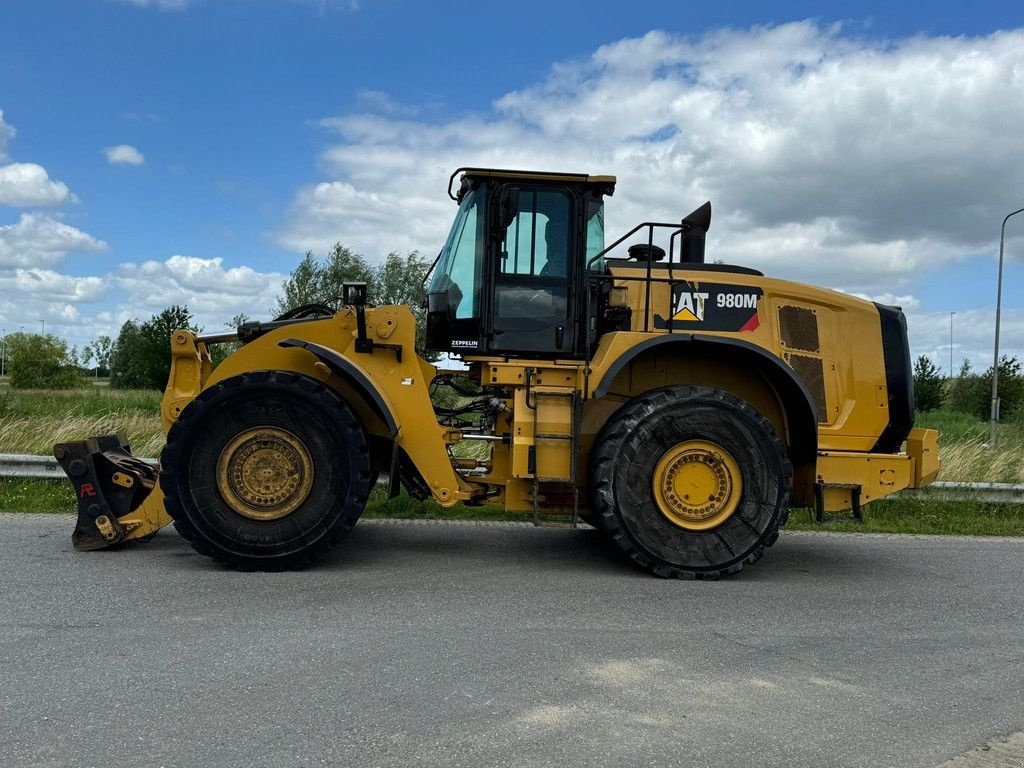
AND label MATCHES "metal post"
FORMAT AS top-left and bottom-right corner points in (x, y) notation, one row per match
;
(0, 330), (5, 379)
(990, 206), (1024, 447)
(949, 312), (955, 379)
